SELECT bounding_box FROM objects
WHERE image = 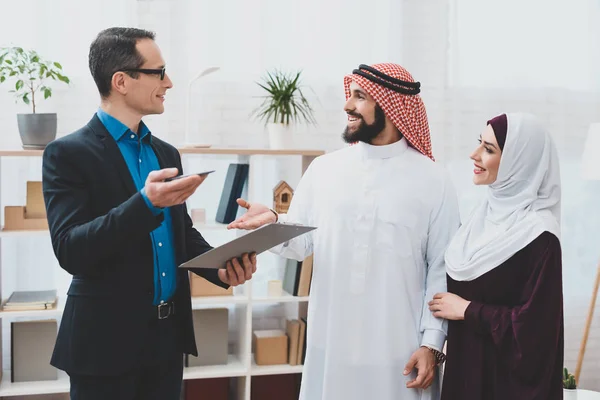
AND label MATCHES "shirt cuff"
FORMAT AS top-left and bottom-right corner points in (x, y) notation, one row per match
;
(421, 329), (446, 352)
(268, 214), (289, 254)
(141, 188), (163, 216)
